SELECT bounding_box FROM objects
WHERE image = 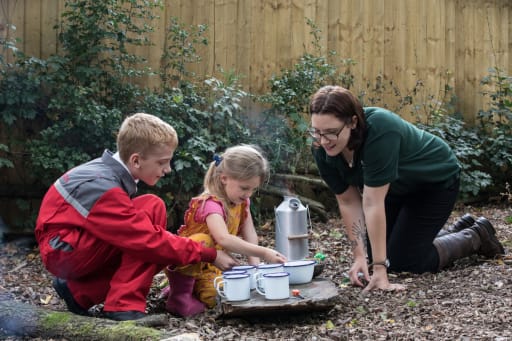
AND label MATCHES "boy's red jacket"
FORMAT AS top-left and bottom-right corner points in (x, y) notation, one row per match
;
(35, 150), (216, 265)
